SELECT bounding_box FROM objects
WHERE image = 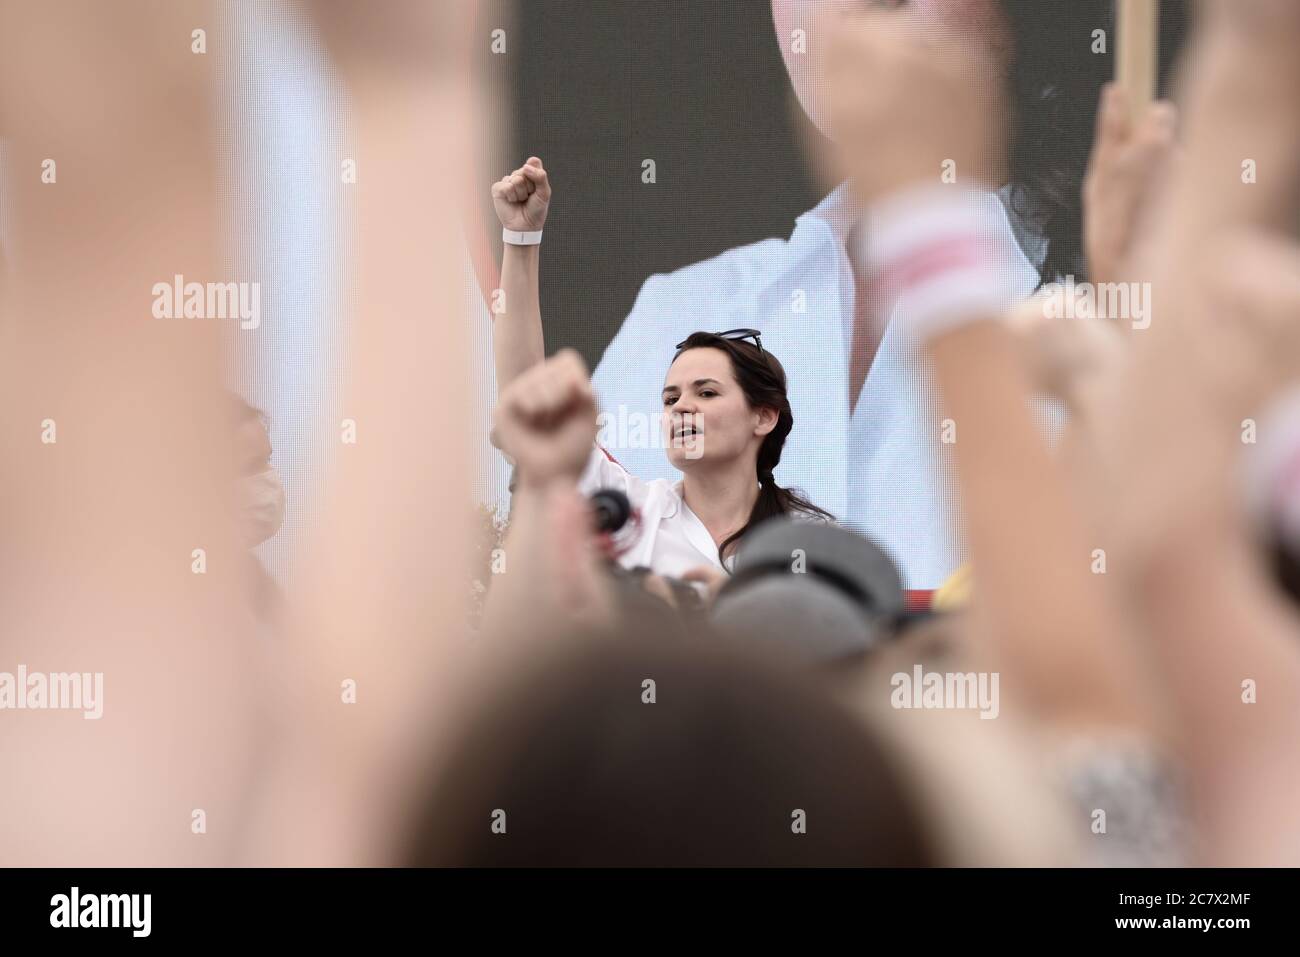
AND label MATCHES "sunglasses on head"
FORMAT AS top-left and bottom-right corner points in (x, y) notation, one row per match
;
(674, 328), (764, 353)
